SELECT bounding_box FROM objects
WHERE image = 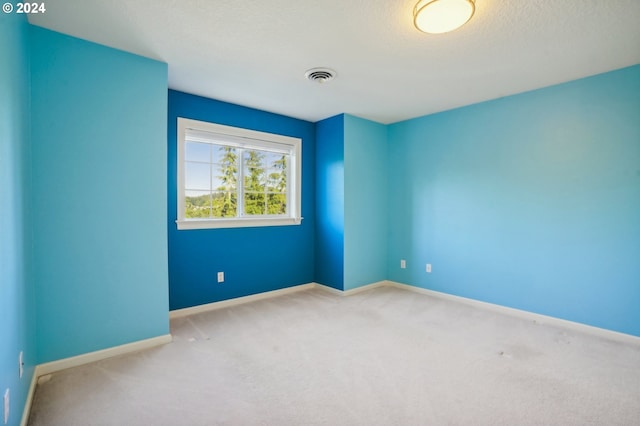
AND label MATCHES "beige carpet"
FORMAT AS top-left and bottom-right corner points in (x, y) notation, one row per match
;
(28, 286), (640, 425)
